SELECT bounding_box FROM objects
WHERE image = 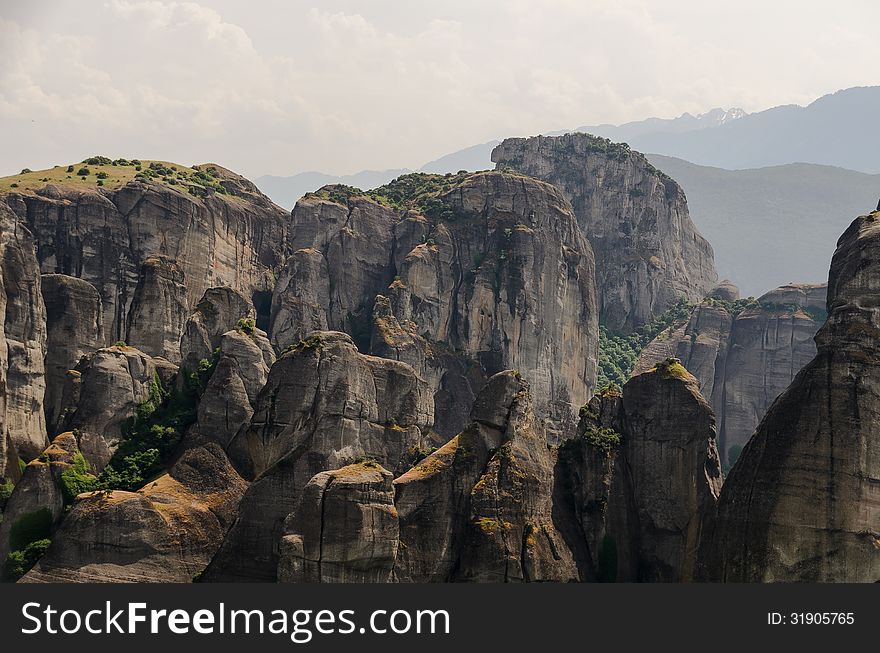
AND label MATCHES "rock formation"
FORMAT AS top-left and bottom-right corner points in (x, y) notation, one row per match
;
(194, 326), (275, 450)
(2, 170), (289, 362)
(180, 286), (255, 373)
(394, 371), (578, 582)
(41, 275), (103, 435)
(0, 433), (82, 565)
(635, 283), (827, 463)
(23, 443), (246, 583)
(0, 202), (47, 476)
(492, 133), (717, 331)
(703, 208), (880, 582)
(203, 331), (434, 582)
(278, 462), (399, 583)
(58, 345), (173, 471)
(274, 172), (599, 439)
(557, 360), (722, 582)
